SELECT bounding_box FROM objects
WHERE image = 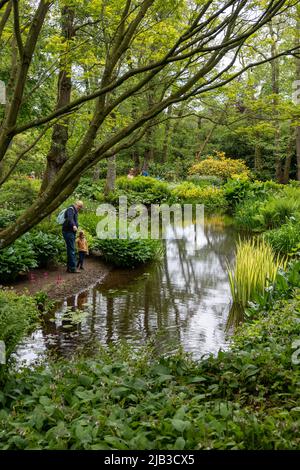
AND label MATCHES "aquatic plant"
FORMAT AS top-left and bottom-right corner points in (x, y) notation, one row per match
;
(227, 238), (285, 328)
